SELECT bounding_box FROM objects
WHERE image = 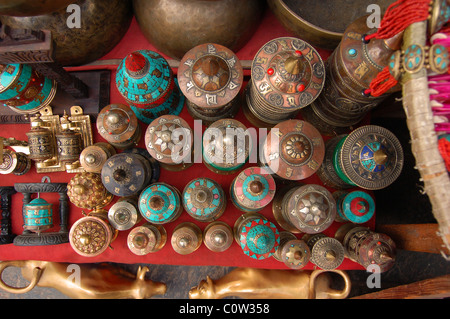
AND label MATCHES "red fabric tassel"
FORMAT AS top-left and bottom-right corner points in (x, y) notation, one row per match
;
(367, 66), (398, 97)
(365, 0), (431, 41)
